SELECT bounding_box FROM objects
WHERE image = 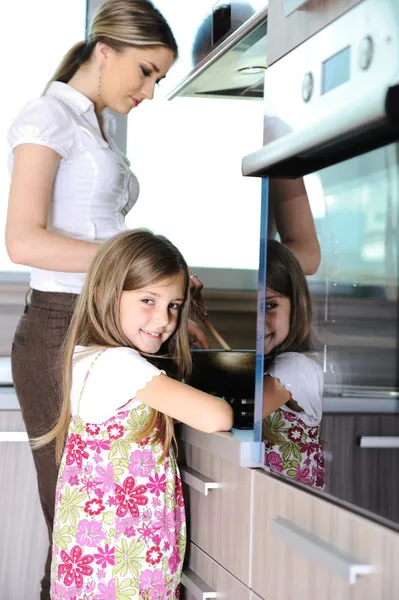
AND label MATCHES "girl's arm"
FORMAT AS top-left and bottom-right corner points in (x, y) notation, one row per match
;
(136, 374), (234, 433)
(6, 144), (101, 271)
(268, 178), (321, 276)
(263, 374), (292, 418)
